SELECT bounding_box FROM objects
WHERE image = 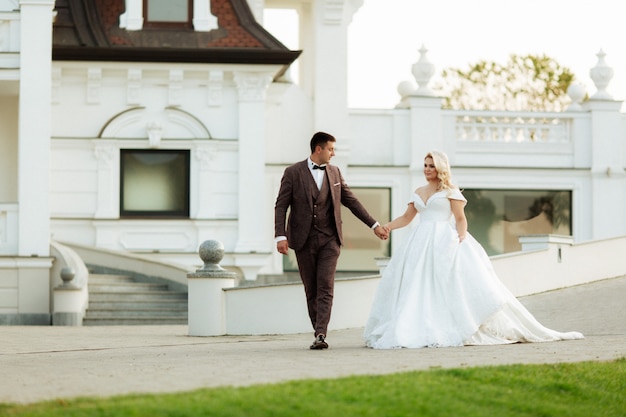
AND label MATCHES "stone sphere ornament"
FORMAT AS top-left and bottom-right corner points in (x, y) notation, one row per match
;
(59, 267), (78, 288)
(198, 240), (226, 271)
